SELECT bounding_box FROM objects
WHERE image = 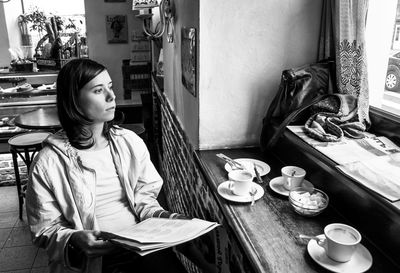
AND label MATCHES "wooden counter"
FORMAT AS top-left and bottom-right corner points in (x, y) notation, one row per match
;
(151, 73), (398, 272)
(197, 148), (399, 273)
